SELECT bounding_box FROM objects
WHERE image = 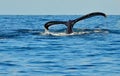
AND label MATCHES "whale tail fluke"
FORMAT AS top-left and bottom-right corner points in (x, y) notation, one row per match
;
(44, 21), (66, 30)
(44, 12), (107, 34)
(72, 12), (106, 24)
